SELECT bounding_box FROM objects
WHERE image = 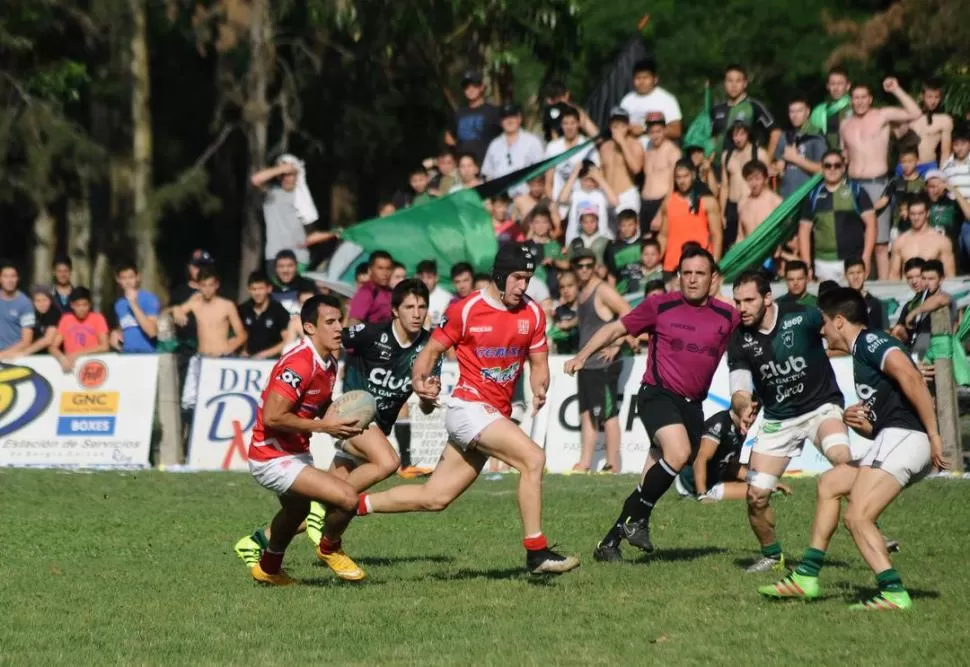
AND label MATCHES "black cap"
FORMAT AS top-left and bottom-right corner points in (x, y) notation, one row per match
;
(190, 249), (214, 266)
(492, 244), (536, 292)
(500, 102), (522, 118)
(609, 106), (630, 122)
(461, 70), (483, 86)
